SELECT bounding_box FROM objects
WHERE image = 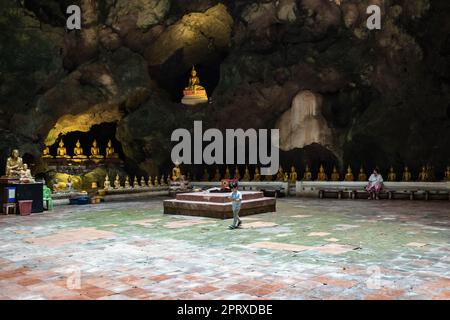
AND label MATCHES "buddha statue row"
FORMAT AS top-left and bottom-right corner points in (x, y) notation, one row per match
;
(42, 139), (119, 160)
(104, 174), (169, 190)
